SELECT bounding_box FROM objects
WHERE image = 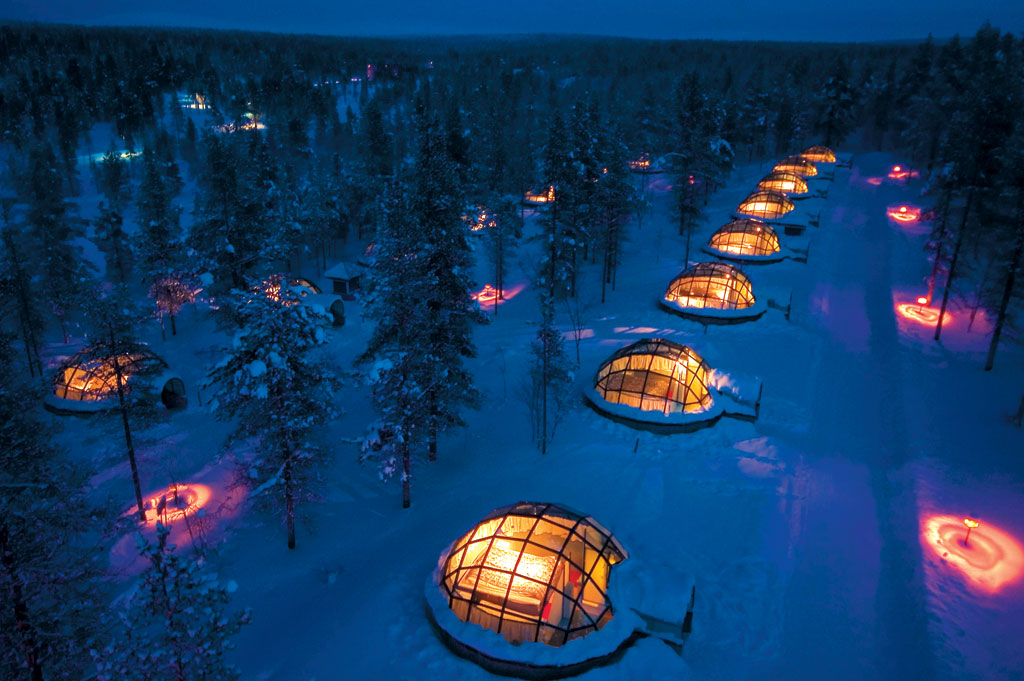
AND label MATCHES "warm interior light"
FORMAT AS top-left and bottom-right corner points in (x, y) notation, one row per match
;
(922, 514), (1024, 593)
